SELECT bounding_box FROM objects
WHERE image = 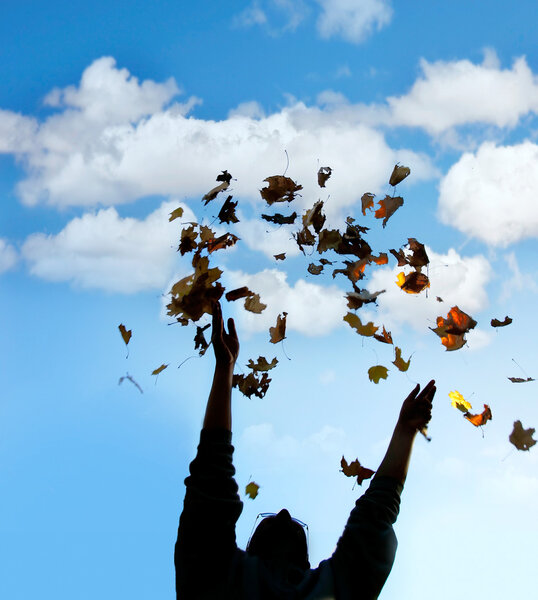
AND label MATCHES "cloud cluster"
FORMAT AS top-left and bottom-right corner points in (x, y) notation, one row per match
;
(315, 0), (392, 43)
(439, 141), (538, 246)
(0, 238), (17, 273)
(21, 200), (195, 293)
